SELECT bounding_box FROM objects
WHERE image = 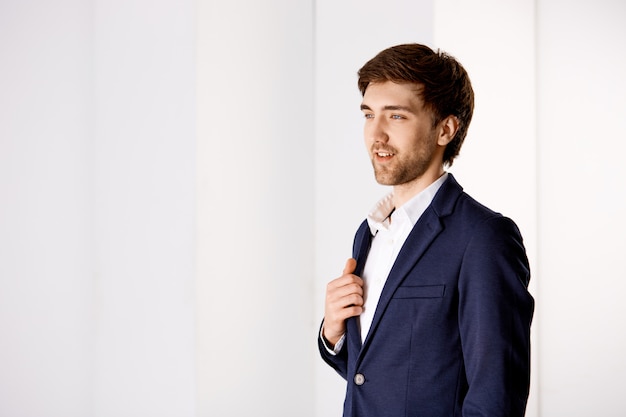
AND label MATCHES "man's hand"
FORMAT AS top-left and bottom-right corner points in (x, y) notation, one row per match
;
(322, 258), (364, 347)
